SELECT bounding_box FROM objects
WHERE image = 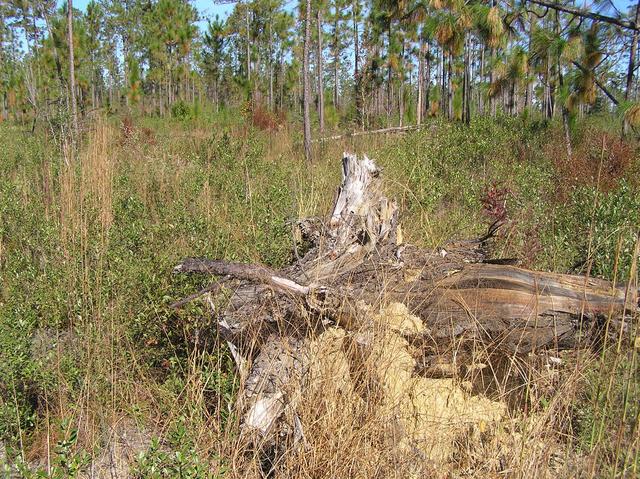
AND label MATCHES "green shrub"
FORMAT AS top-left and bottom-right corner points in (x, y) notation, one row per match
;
(0, 113), (638, 477)
(558, 179), (640, 280)
(171, 101), (192, 120)
(131, 418), (225, 479)
(10, 420), (90, 479)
